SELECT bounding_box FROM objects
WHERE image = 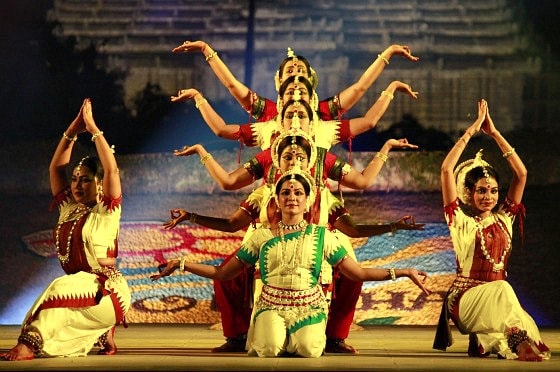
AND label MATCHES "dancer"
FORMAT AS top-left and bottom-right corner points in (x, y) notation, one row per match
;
(171, 76), (417, 150)
(1, 99), (131, 361)
(152, 166), (430, 358)
(168, 105), (418, 354)
(433, 99), (550, 361)
(173, 40), (419, 122)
